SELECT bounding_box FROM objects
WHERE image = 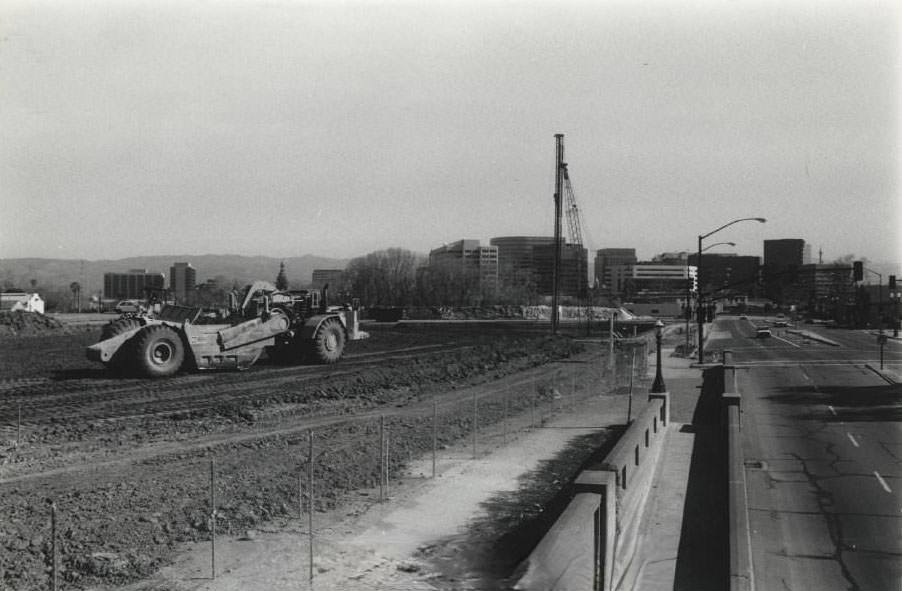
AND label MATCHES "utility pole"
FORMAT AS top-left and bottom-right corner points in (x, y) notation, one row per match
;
(551, 133), (564, 334)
